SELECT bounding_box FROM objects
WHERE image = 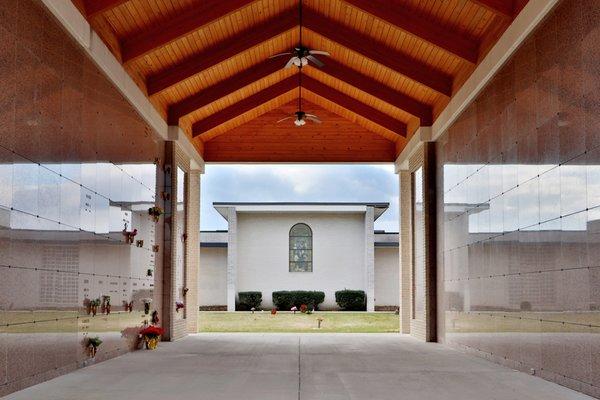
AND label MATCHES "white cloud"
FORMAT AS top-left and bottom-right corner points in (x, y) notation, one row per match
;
(201, 164), (399, 231)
